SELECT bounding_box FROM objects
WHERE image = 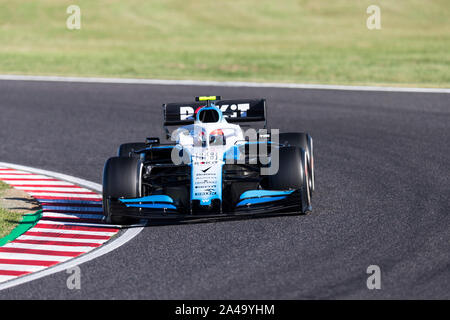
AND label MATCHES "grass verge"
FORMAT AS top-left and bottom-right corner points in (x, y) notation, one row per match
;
(0, 0), (449, 87)
(0, 181), (23, 239)
(0, 181), (42, 245)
